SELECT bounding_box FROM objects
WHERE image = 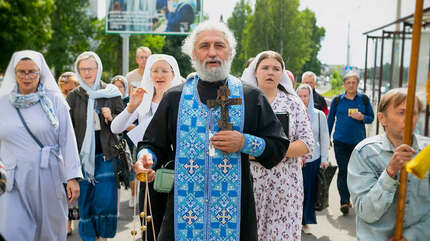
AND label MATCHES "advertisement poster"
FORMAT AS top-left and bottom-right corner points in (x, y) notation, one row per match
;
(106, 0), (203, 35)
